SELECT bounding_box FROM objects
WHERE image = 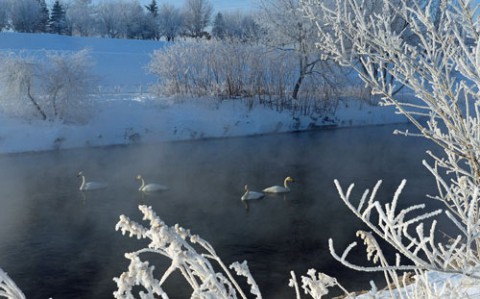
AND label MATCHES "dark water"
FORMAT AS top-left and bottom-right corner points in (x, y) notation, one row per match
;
(0, 124), (447, 298)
